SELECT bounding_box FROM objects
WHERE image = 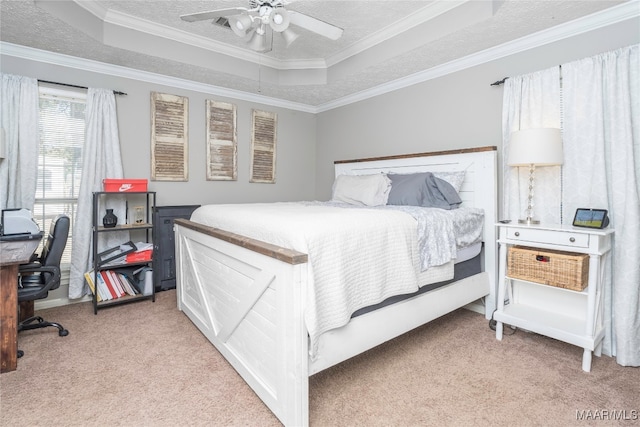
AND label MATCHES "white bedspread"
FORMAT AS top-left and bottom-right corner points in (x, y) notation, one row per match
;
(190, 202), (483, 358)
(192, 202), (423, 358)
